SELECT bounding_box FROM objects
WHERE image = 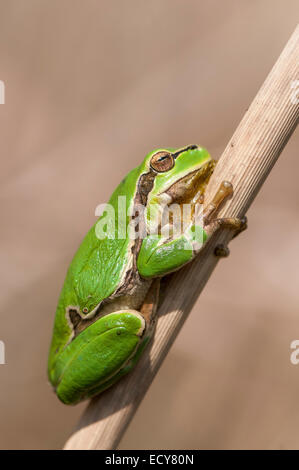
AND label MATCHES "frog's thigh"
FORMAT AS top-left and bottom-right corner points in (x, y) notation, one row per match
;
(137, 235), (195, 278)
(53, 310), (145, 404)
